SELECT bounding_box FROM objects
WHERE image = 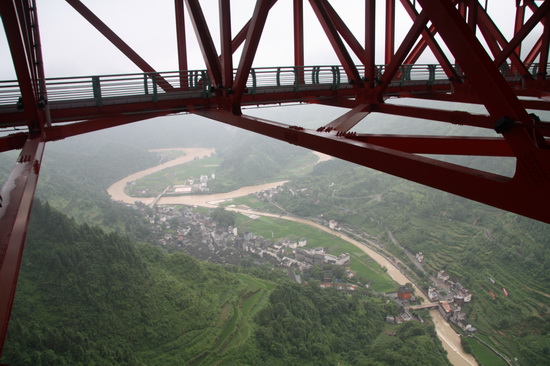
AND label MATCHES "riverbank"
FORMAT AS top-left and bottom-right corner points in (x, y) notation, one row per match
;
(107, 147), (476, 366)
